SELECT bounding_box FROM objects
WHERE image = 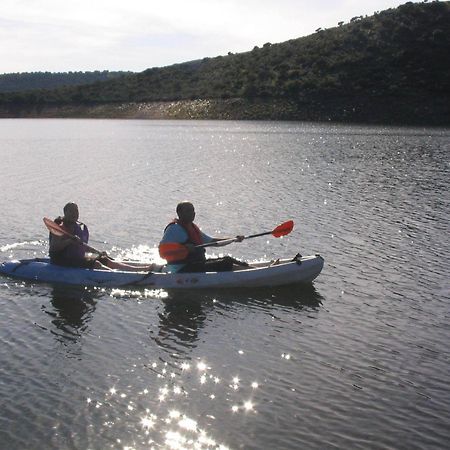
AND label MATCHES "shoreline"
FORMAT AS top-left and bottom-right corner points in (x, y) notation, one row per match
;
(0, 97), (448, 126)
